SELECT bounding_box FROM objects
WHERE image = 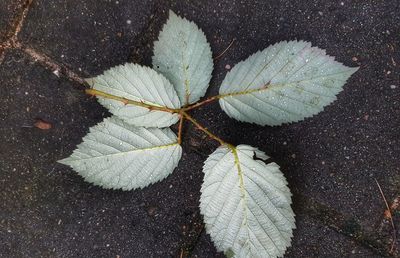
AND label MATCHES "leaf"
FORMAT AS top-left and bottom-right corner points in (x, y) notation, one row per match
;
(219, 40), (358, 126)
(58, 117), (182, 190)
(86, 63), (181, 128)
(152, 10), (213, 106)
(200, 145), (295, 258)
